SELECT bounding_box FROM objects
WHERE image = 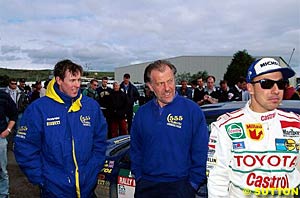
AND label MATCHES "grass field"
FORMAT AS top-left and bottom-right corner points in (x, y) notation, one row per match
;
(0, 67), (114, 82)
